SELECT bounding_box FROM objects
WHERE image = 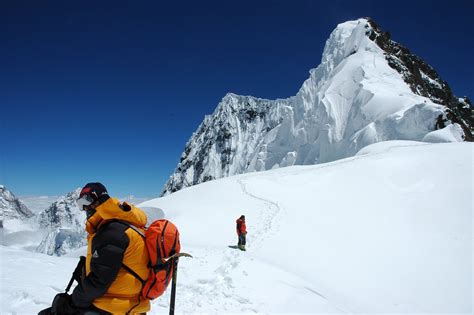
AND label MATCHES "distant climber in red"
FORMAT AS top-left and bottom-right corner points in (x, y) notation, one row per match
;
(236, 215), (247, 251)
